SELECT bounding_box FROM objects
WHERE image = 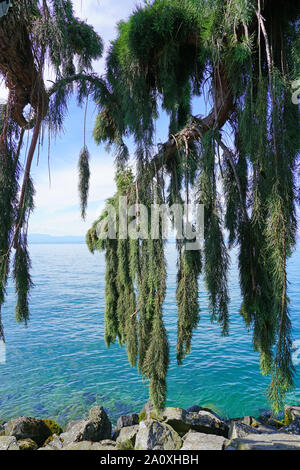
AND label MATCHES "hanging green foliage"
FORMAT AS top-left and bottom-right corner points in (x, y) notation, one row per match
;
(78, 146), (90, 220)
(0, 0), (103, 338)
(0, 0), (299, 415)
(89, 0), (300, 413)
